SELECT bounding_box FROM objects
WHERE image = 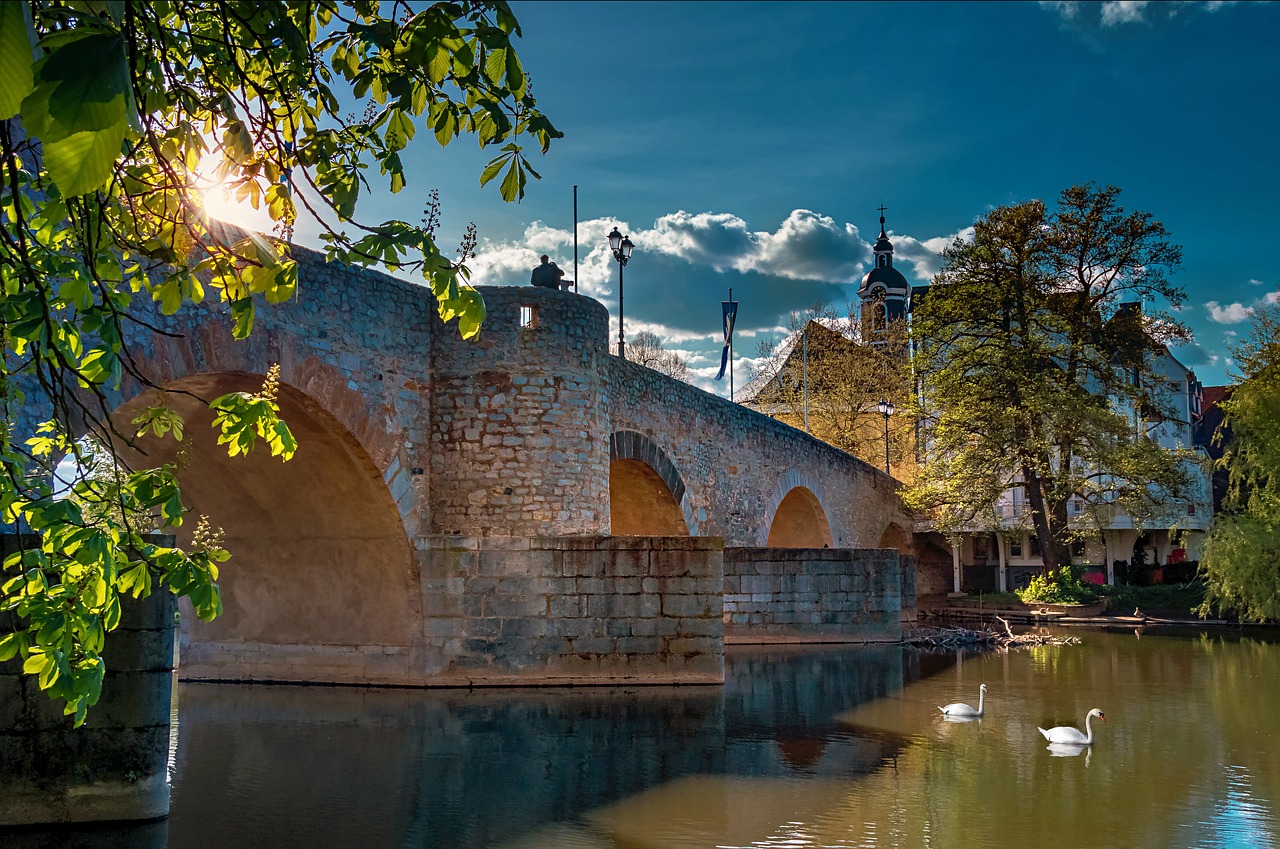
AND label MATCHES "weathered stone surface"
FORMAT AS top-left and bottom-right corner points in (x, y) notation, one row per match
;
(723, 548), (902, 643)
(0, 593), (175, 826)
(6, 252), (909, 693)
